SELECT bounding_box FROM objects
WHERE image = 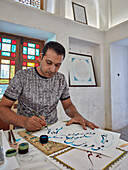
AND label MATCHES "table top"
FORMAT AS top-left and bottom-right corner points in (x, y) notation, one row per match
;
(2, 127), (128, 170)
